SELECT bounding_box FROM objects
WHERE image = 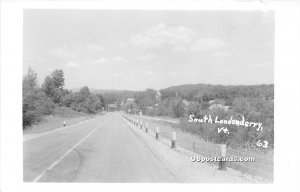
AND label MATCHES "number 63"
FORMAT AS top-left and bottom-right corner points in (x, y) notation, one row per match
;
(256, 140), (268, 148)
